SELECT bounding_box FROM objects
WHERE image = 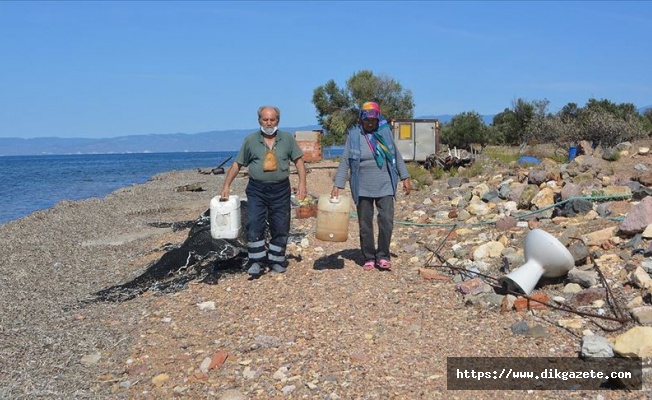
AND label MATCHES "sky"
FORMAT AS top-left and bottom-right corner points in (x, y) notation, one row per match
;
(1, 1), (651, 139)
